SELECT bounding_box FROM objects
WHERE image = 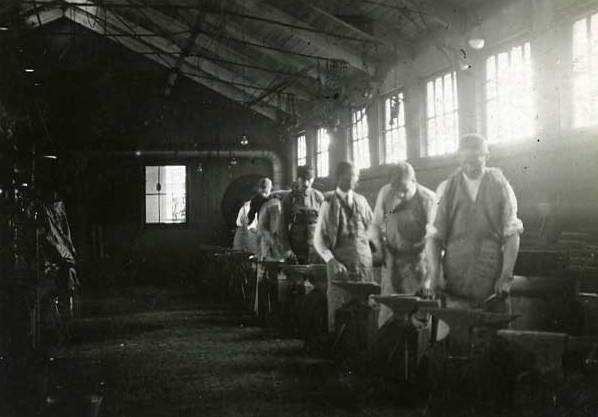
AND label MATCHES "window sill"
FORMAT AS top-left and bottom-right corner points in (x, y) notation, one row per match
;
(144, 222), (190, 230)
(357, 129), (598, 182)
